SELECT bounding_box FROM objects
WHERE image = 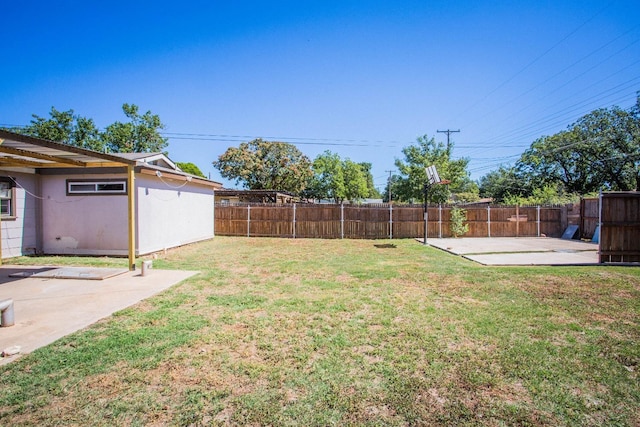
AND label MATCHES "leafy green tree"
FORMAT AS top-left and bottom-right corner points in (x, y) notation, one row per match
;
(393, 135), (475, 204)
(213, 138), (312, 194)
(15, 107), (103, 151)
(572, 98), (639, 190)
(478, 166), (528, 203)
(358, 162), (382, 198)
(453, 192), (480, 203)
(515, 95), (640, 194)
(8, 103), (168, 154)
(176, 162), (206, 178)
(305, 151), (345, 202)
(304, 151), (374, 202)
(503, 184), (579, 206)
(343, 159), (369, 202)
(382, 173), (401, 203)
(101, 104), (168, 153)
